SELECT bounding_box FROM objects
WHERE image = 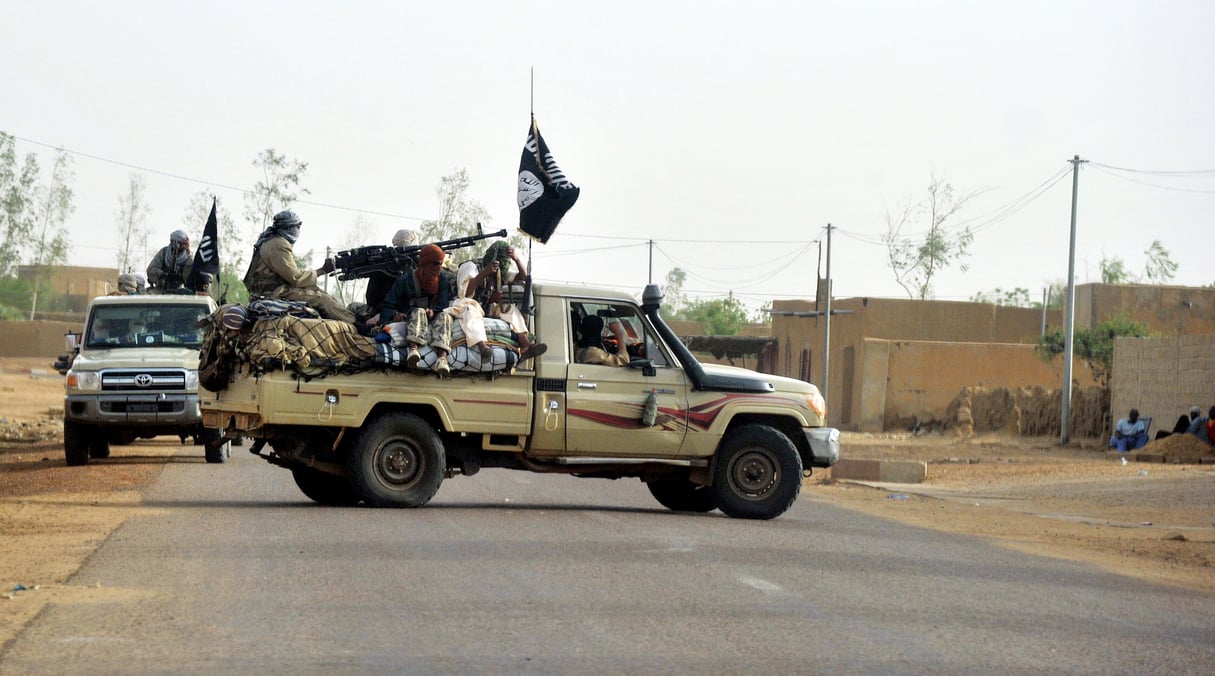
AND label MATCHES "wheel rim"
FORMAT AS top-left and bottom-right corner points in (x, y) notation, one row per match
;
(728, 449), (778, 500)
(374, 437), (425, 488)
